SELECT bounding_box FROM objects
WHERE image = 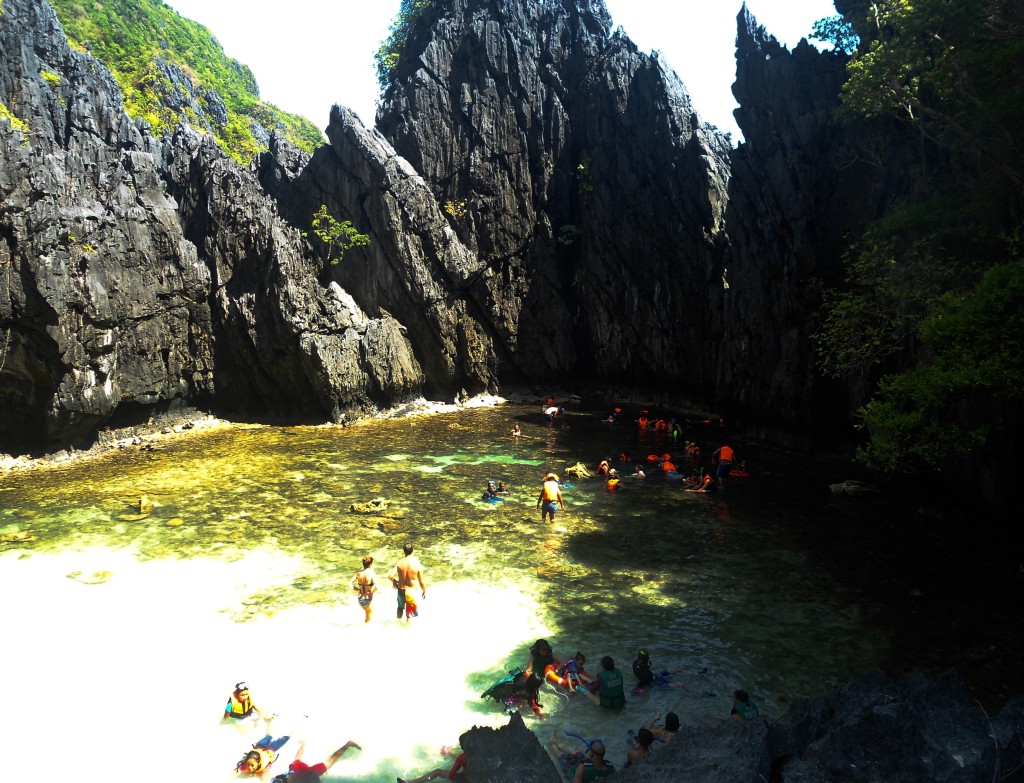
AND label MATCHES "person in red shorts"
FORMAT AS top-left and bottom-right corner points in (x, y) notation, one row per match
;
(270, 739), (361, 782)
